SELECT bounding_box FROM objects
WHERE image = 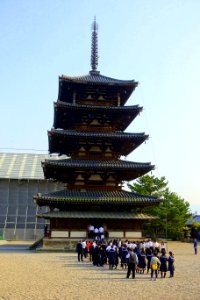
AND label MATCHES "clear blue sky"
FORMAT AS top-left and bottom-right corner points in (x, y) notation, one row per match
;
(1, 0), (200, 213)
